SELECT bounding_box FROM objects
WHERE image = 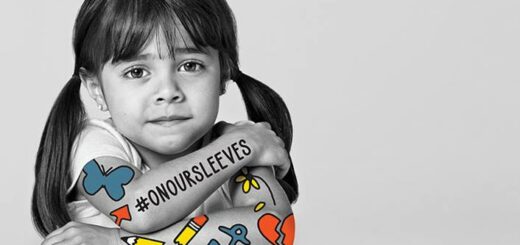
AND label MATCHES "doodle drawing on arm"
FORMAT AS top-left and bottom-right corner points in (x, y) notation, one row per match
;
(110, 204), (132, 226)
(258, 213), (295, 245)
(208, 224), (251, 245)
(234, 168), (277, 212)
(121, 236), (165, 245)
(82, 159), (135, 201)
(174, 215), (209, 245)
